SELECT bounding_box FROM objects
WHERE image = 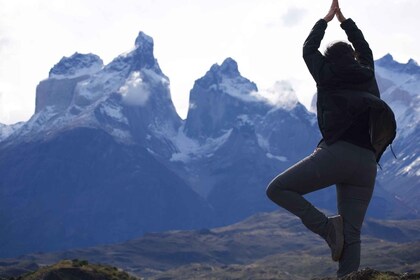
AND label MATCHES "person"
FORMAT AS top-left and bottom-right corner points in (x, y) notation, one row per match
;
(266, 0), (396, 278)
